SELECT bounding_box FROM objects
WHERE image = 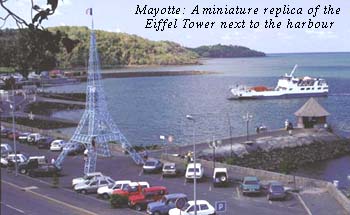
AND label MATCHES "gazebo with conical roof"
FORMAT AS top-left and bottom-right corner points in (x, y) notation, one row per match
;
(294, 98), (330, 128)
